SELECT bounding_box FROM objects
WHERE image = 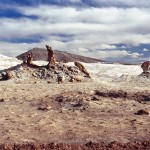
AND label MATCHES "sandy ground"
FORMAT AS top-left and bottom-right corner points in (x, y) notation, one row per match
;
(0, 76), (150, 148)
